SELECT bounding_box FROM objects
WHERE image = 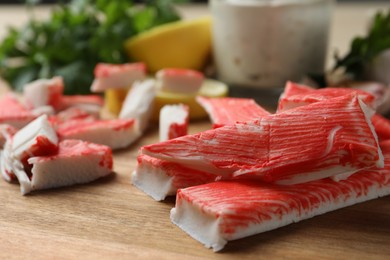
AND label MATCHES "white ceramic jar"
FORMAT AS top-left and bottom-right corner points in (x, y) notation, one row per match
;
(210, 0), (334, 89)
